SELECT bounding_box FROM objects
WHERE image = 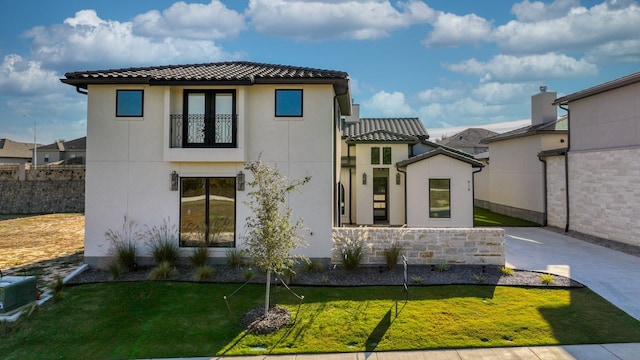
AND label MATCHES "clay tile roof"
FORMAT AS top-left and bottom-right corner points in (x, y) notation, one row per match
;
(342, 118), (428, 138)
(346, 130), (419, 144)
